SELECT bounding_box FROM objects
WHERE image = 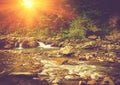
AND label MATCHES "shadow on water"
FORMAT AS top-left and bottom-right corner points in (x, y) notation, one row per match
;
(0, 75), (49, 85)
